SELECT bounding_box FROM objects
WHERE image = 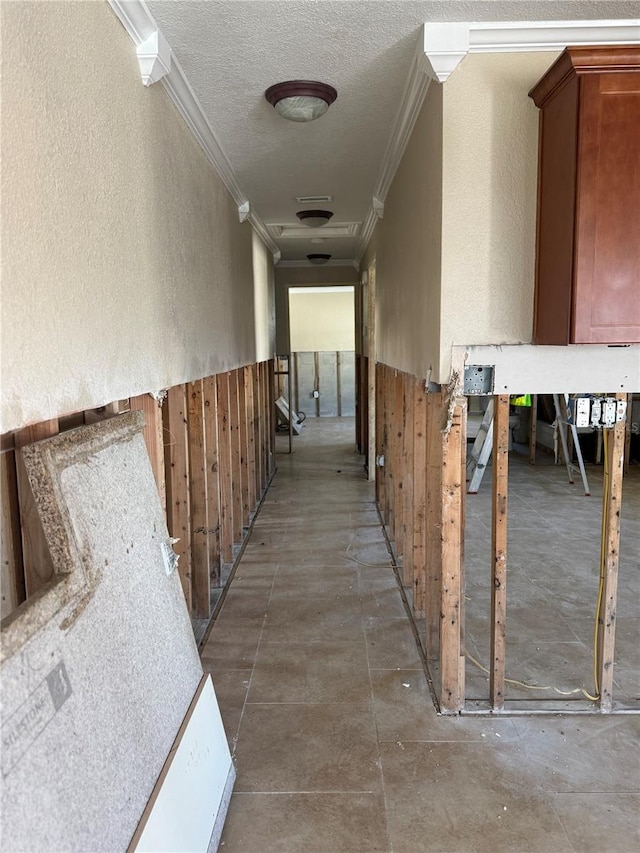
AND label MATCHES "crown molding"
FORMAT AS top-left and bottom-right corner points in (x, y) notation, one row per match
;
(423, 19), (640, 82)
(356, 17), (640, 265)
(356, 32), (432, 264)
(108, 0), (279, 257)
(276, 259), (359, 270)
